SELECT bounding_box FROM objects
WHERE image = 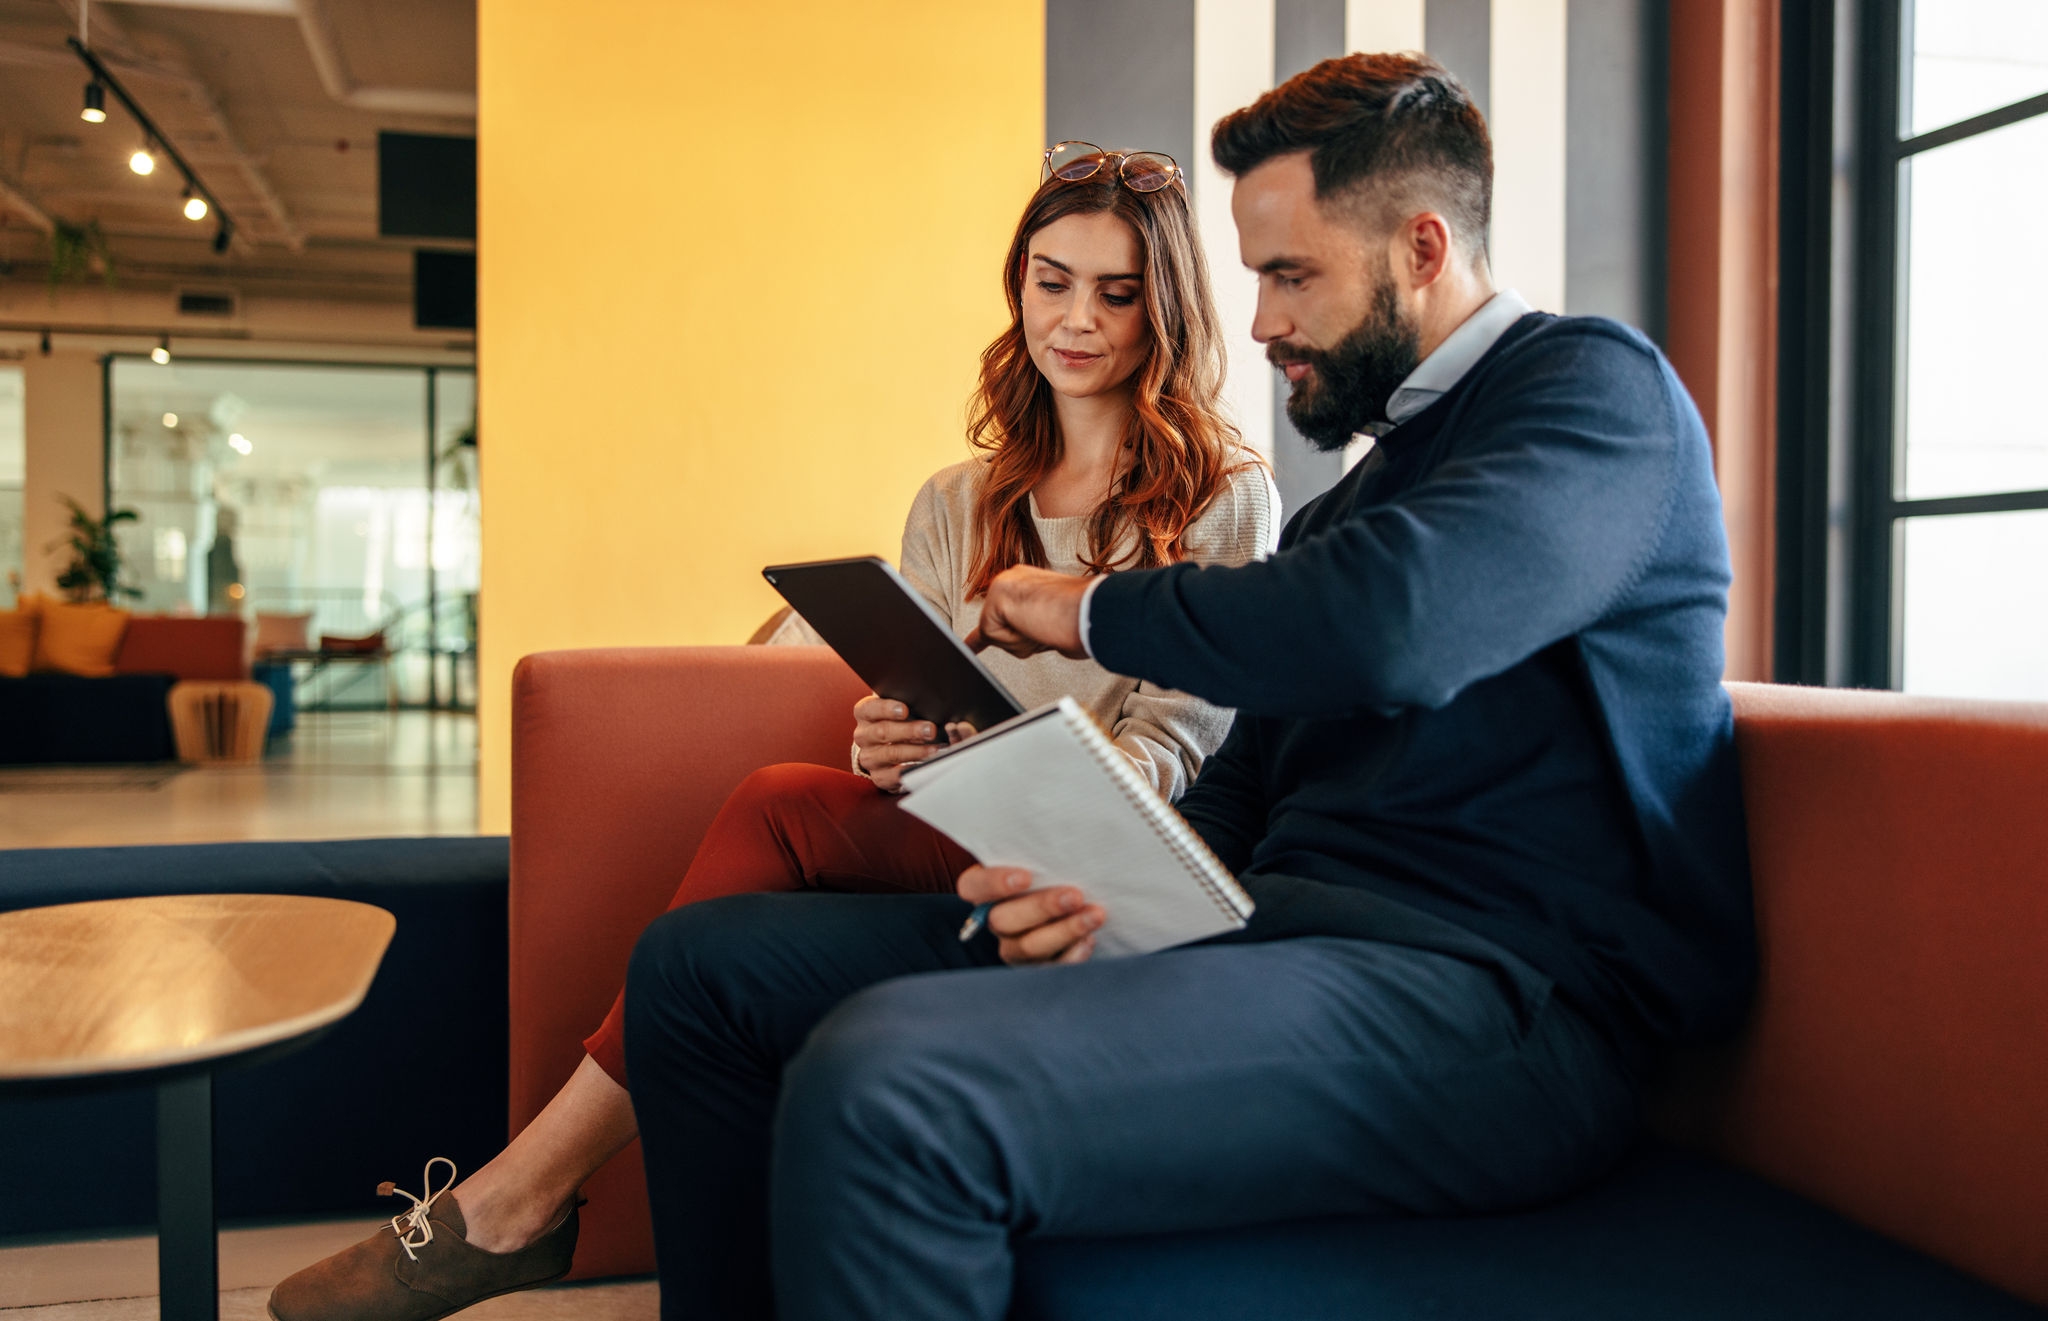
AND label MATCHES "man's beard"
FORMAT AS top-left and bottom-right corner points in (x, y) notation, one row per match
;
(1268, 273), (1424, 452)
